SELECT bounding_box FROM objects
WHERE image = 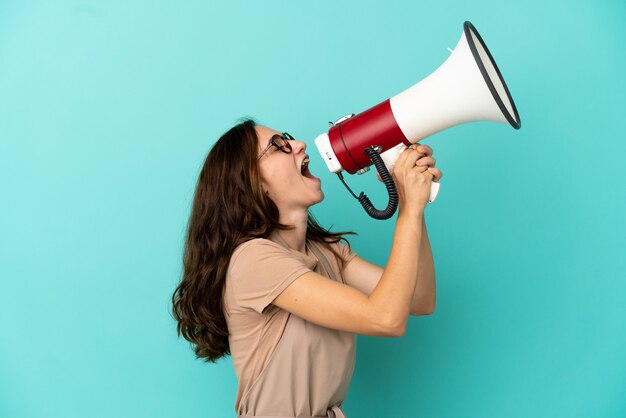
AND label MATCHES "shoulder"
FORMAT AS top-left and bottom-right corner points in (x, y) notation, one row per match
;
(228, 238), (305, 272)
(230, 238), (289, 263)
(226, 238), (314, 314)
(231, 238), (286, 259)
(325, 238), (358, 263)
